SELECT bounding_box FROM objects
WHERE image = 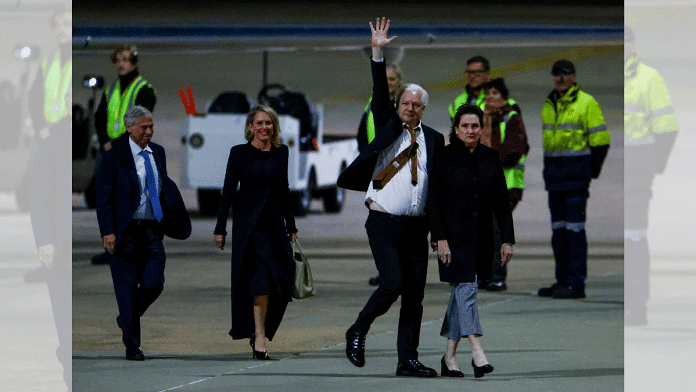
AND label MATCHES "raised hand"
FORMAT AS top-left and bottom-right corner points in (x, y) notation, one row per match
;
(369, 17), (397, 49)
